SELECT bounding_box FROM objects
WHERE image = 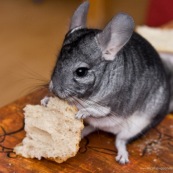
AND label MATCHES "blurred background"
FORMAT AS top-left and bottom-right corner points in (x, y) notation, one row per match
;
(0, 0), (173, 107)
